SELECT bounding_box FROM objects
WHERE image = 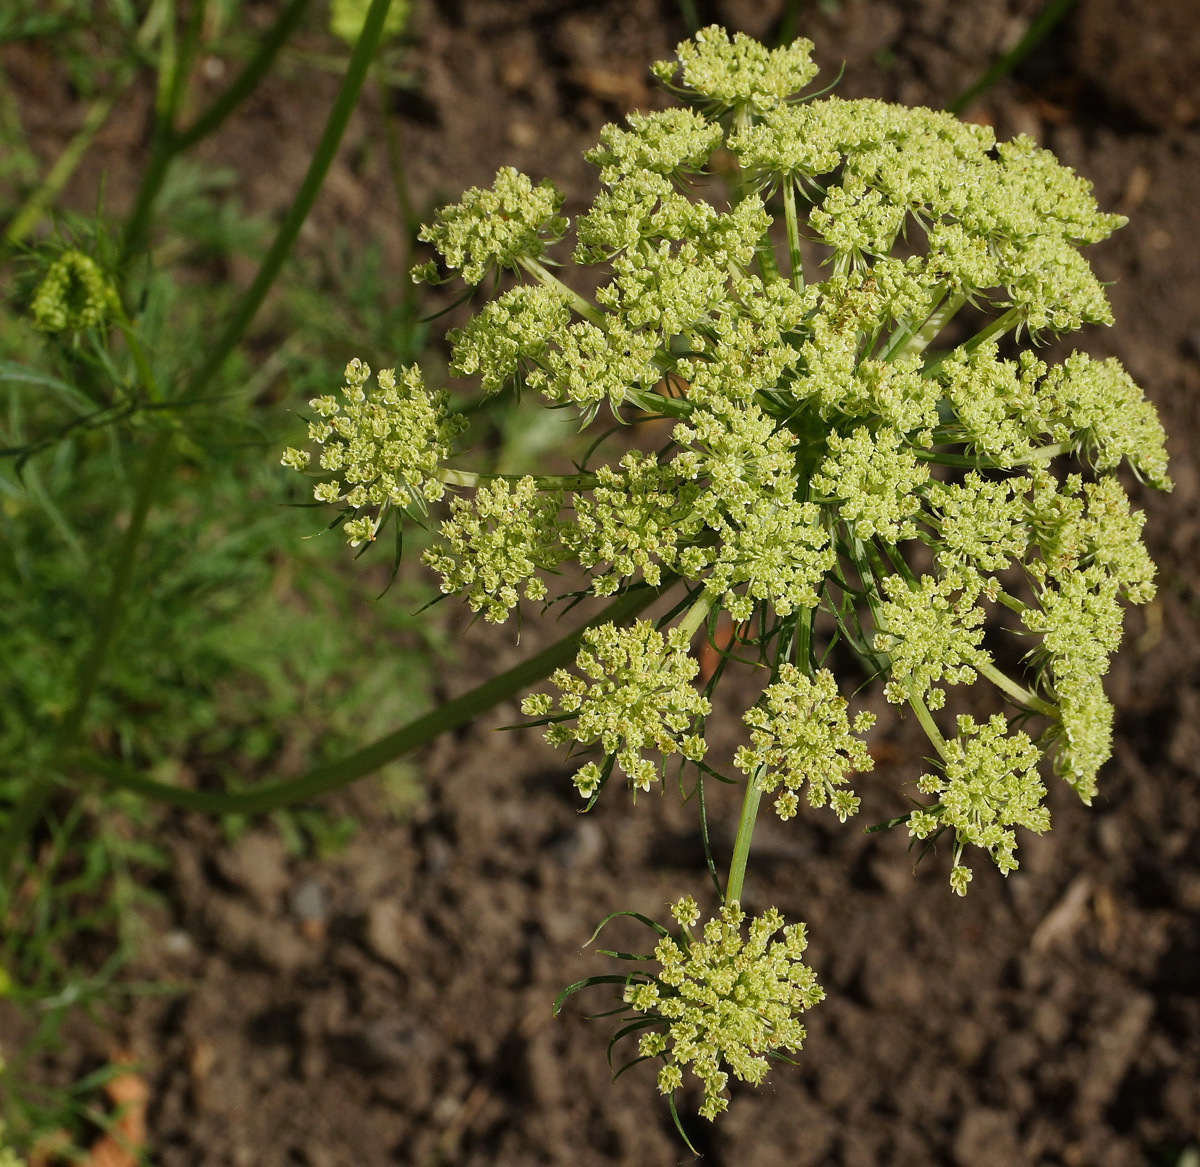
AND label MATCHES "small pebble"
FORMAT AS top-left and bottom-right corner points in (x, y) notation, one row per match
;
(289, 877), (329, 922)
(162, 929), (195, 956)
